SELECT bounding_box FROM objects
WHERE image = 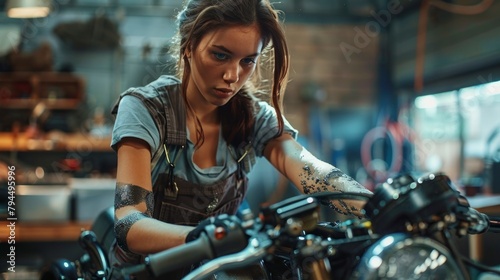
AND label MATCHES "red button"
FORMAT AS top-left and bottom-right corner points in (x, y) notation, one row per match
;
(214, 227), (226, 240)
